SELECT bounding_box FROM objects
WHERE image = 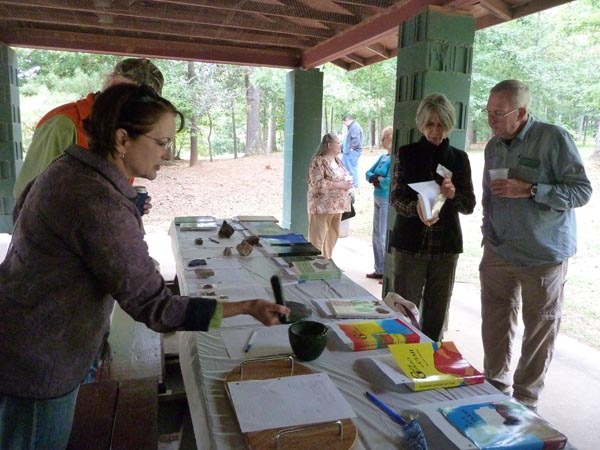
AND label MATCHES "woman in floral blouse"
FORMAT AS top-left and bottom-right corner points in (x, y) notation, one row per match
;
(306, 133), (353, 259)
